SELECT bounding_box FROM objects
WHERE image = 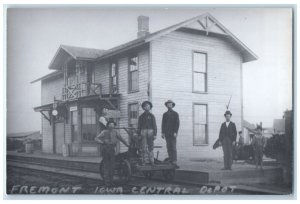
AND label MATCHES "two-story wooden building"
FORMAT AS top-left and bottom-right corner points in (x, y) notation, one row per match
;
(31, 13), (257, 160)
